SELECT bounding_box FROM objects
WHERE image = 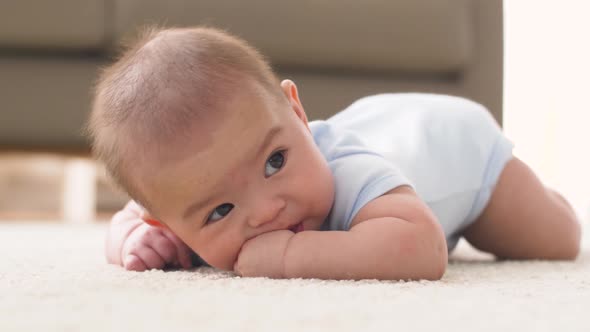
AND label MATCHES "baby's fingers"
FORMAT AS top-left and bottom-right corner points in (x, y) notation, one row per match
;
(123, 254), (148, 271)
(161, 229), (194, 269)
(150, 236), (183, 267)
(124, 247), (165, 271)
